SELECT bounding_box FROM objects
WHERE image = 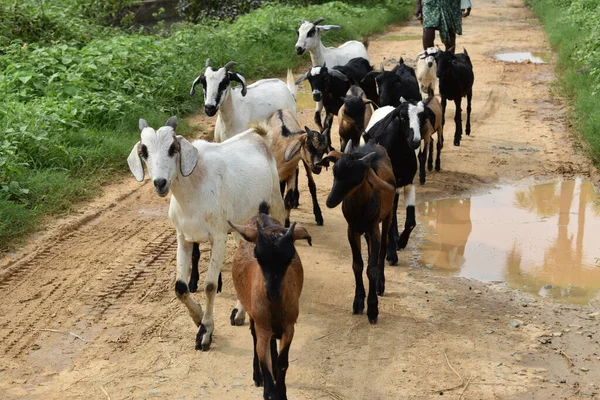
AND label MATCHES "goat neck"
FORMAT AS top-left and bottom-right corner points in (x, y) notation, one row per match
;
(309, 40), (328, 67)
(216, 86), (238, 132)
